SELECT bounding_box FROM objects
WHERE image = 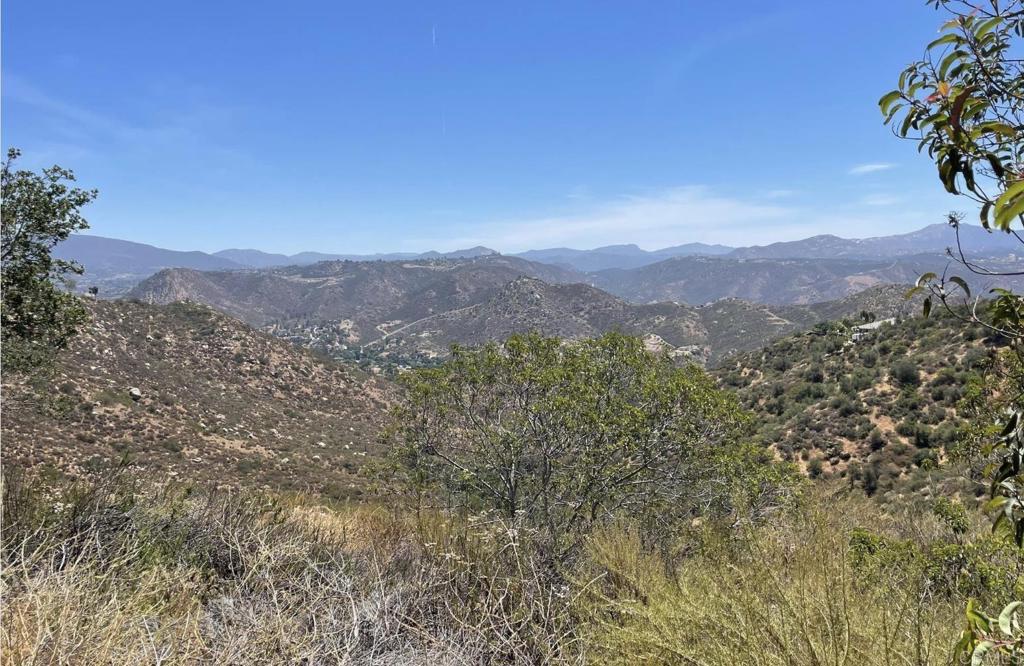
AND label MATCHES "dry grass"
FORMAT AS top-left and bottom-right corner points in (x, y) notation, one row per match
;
(0, 473), (582, 665)
(2, 474), (1019, 665)
(574, 495), (1021, 666)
